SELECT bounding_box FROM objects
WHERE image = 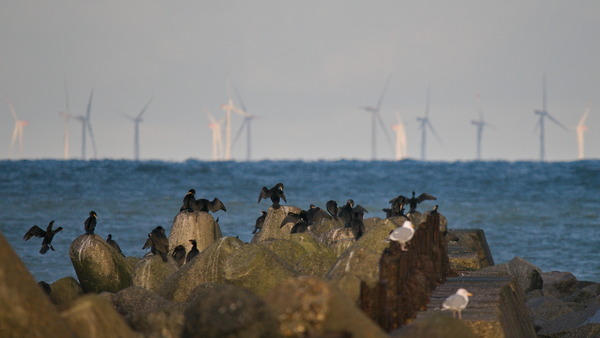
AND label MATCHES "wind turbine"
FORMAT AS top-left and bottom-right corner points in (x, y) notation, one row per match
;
(6, 100), (29, 159)
(534, 75), (567, 161)
(59, 80), (72, 160)
(576, 105), (590, 160)
(75, 90), (97, 160)
(391, 111), (407, 160)
(121, 97), (153, 161)
(416, 84), (442, 160)
(207, 112), (224, 161)
(471, 93), (492, 160)
(231, 84), (255, 161)
(219, 81), (236, 161)
(361, 76), (394, 160)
